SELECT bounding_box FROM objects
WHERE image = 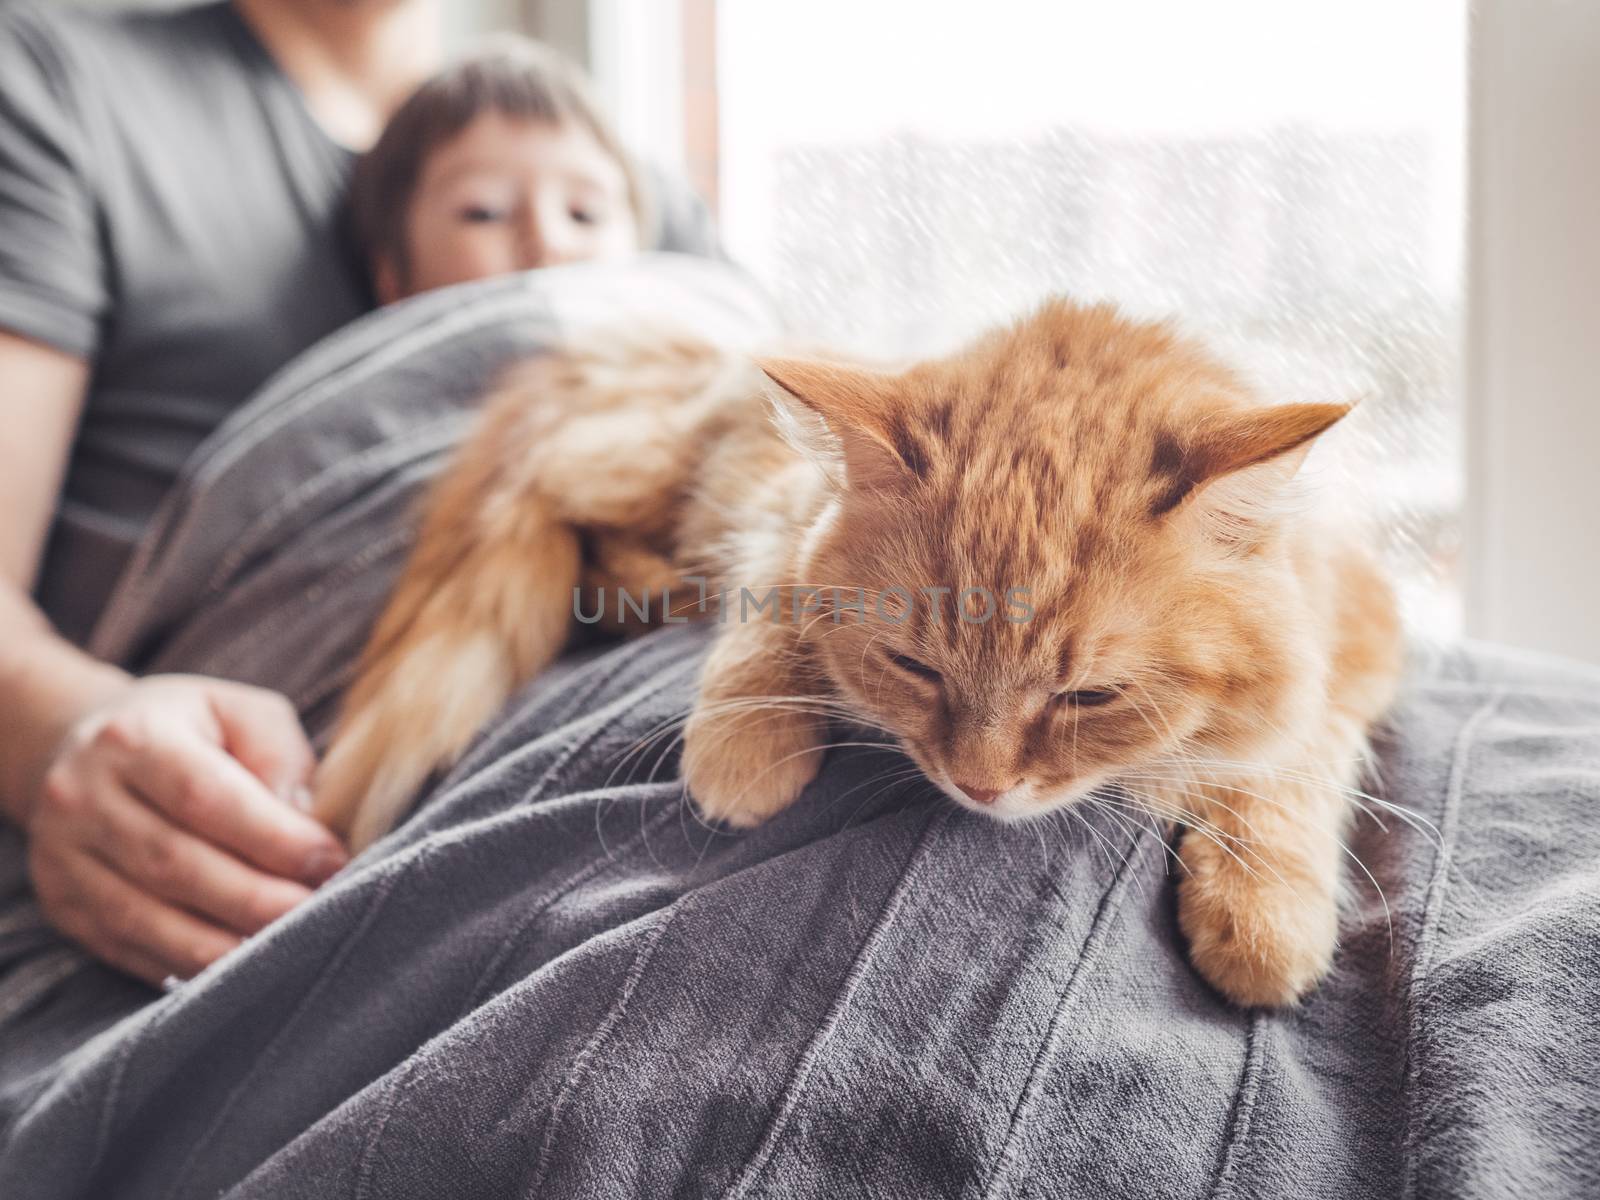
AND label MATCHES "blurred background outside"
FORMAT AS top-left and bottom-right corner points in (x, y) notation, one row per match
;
(59, 1), (1582, 660)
